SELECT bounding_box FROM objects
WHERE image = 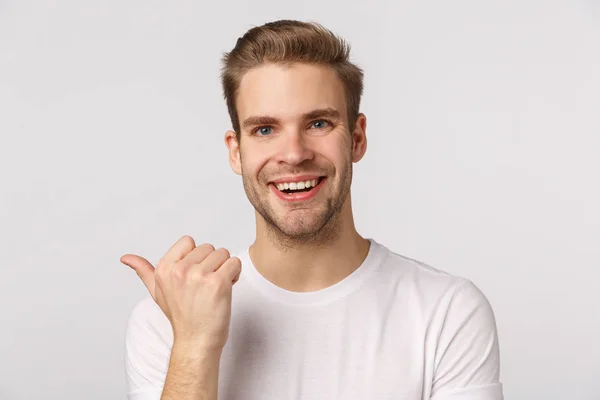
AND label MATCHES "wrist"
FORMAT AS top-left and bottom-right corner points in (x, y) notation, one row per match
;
(172, 336), (224, 358)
